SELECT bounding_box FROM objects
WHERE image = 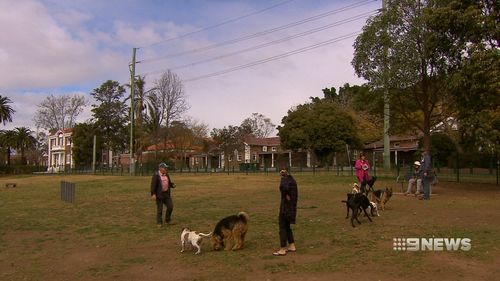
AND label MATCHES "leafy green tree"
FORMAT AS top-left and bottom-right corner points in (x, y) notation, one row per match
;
(278, 101), (362, 165)
(429, 133), (457, 167)
(0, 95), (15, 125)
(0, 130), (15, 165)
(12, 127), (37, 164)
(90, 80), (129, 154)
(72, 123), (102, 166)
(425, 0), (500, 152)
(352, 0), (457, 151)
